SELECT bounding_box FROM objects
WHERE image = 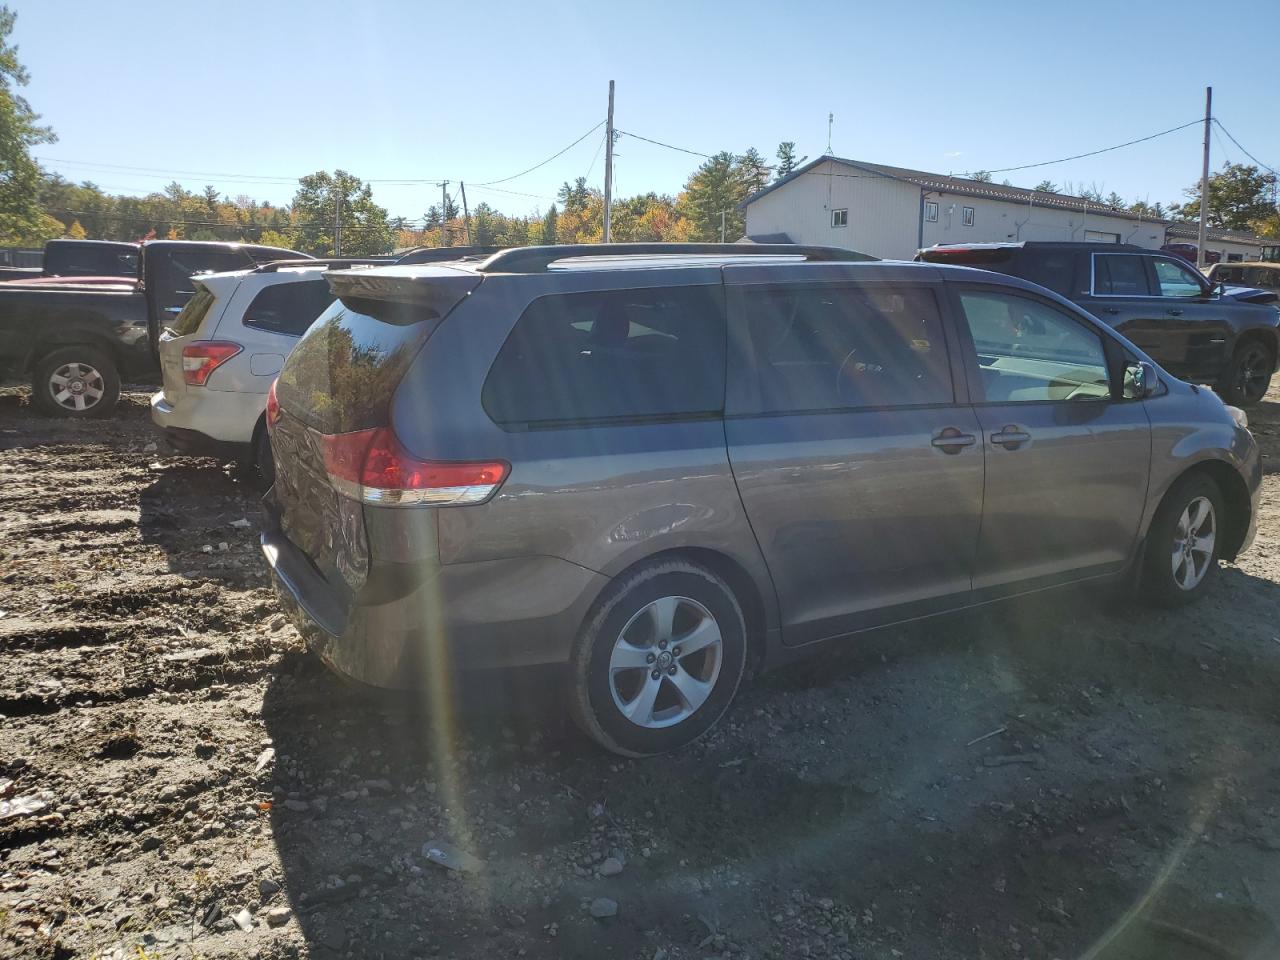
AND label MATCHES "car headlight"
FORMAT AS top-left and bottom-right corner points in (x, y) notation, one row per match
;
(1226, 404), (1249, 430)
